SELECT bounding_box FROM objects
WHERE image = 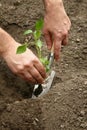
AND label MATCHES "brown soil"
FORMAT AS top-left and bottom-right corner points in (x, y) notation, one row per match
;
(0, 0), (87, 130)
